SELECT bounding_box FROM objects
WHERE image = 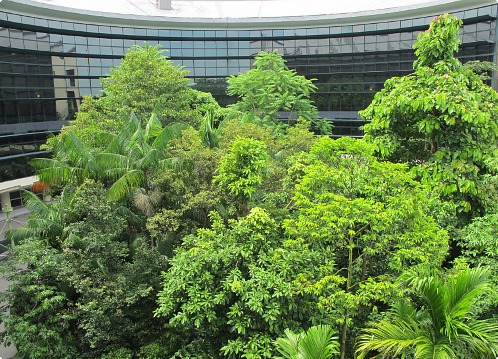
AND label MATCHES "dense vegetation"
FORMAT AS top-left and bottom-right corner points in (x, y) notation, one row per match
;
(1, 14), (497, 359)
